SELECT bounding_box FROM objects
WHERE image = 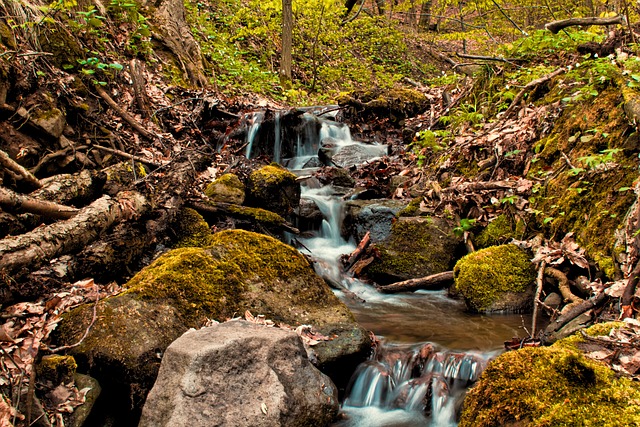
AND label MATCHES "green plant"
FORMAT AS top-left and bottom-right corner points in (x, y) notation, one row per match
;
(77, 56), (123, 85)
(453, 218), (477, 237)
